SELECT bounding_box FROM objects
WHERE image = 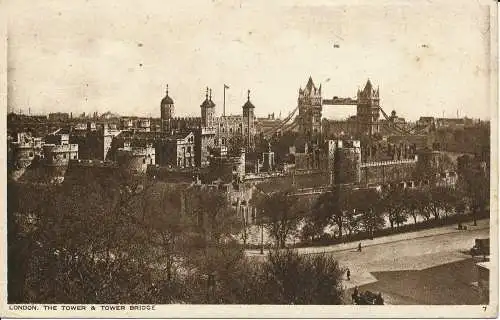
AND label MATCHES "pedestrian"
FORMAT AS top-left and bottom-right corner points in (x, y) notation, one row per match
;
(352, 286), (359, 304)
(346, 268), (351, 280)
(358, 242), (362, 252)
(375, 292), (384, 305)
